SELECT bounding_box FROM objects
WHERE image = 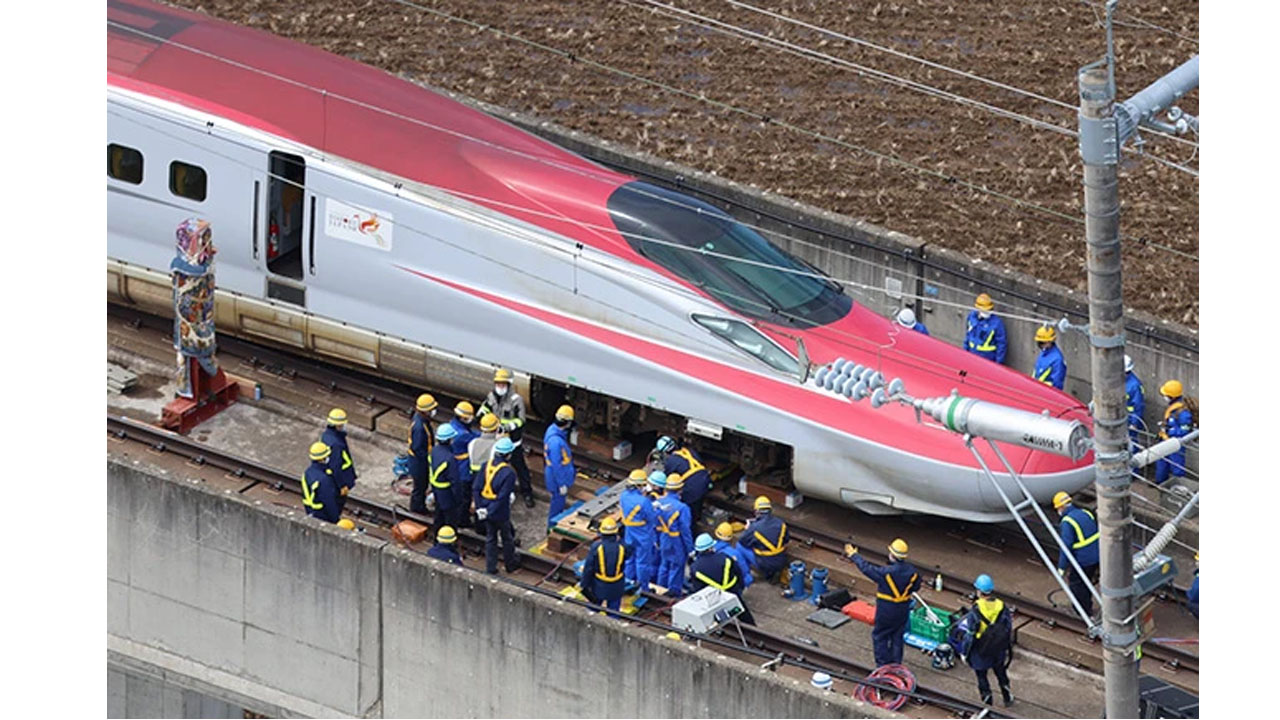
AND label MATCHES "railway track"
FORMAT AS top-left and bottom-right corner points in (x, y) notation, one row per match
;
(106, 413), (998, 718)
(106, 304), (1198, 690)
